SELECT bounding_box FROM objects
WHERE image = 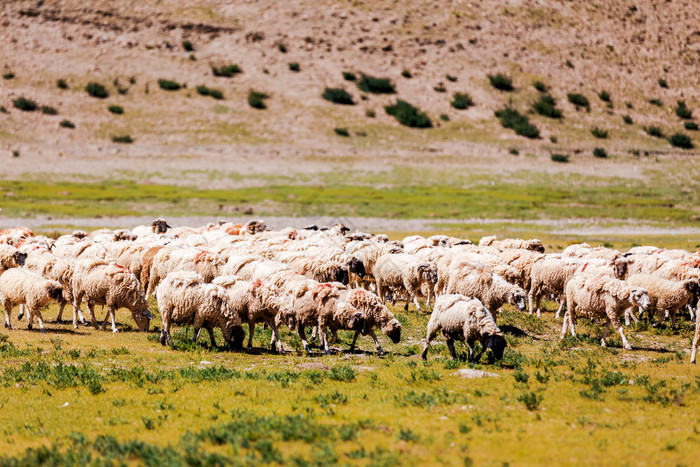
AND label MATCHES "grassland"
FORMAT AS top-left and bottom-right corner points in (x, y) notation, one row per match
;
(0, 299), (698, 465)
